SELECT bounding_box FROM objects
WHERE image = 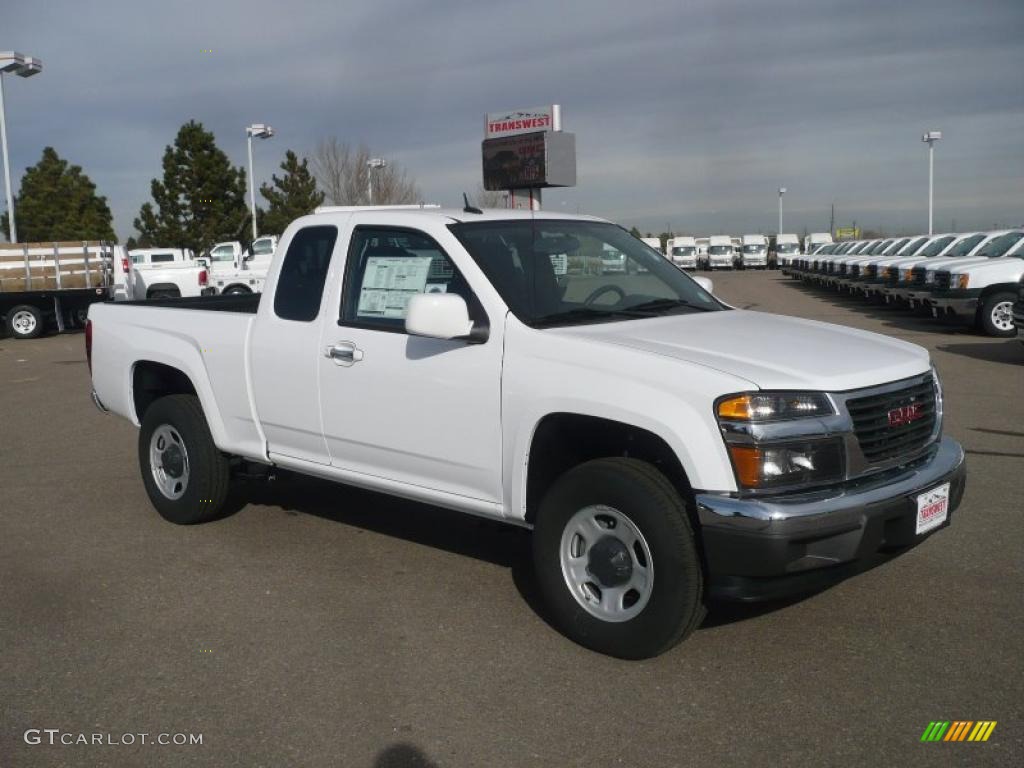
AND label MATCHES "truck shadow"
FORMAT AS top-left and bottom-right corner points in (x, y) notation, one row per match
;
(227, 471), (812, 634)
(781, 279), (968, 335)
